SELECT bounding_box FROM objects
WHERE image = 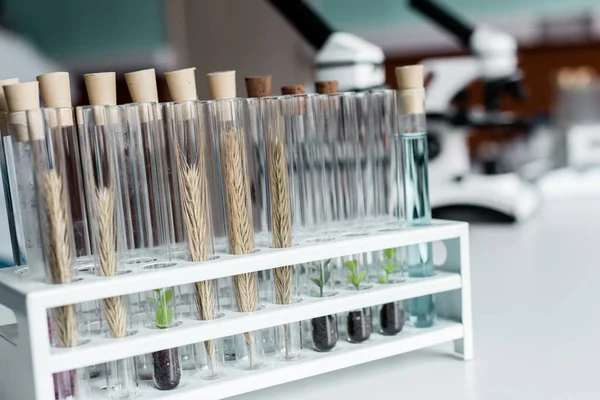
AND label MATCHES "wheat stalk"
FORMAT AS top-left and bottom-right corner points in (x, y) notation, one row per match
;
(268, 138), (293, 305)
(41, 170), (78, 347)
(220, 129), (258, 361)
(95, 185), (128, 338)
(174, 127), (217, 359)
(268, 135), (294, 359)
